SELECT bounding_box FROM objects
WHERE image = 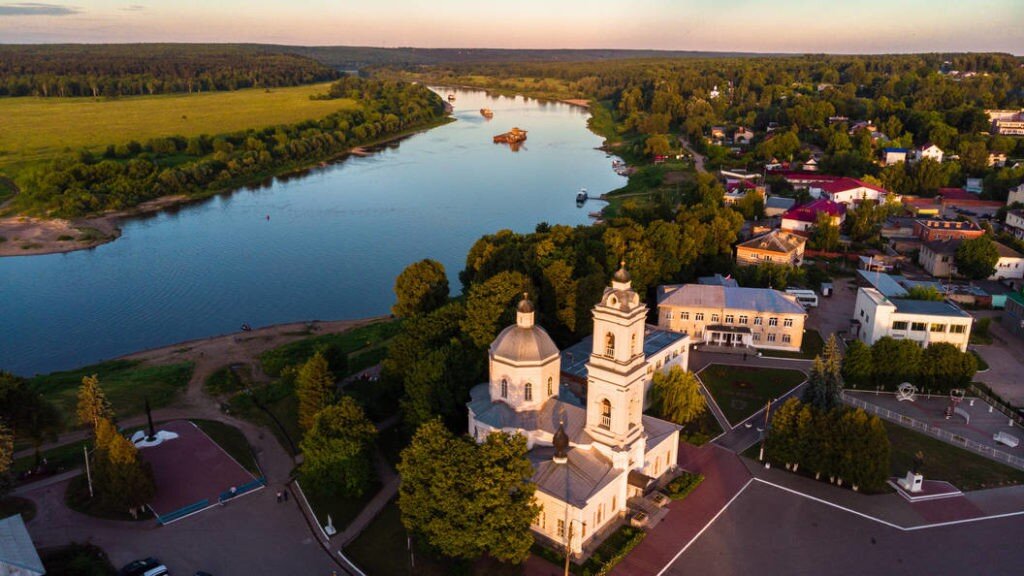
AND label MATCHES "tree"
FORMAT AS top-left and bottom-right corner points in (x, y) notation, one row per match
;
(920, 343), (977, 391)
(296, 352), (335, 432)
(461, 271), (532, 350)
(802, 335), (843, 410)
(300, 398), (377, 497)
(767, 397), (800, 468)
(905, 285), (944, 301)
(644, 135), (672, 157)
(955, 235), (999, 280)
(398, 420), (538, 564)
(650, 367), (706, 425)
(871, 337), (921, 387)
(841, 340), (873, 388)
(76, 374), (113, 431)
(92, 418), (155, 517)
(0, 421), (12, 498)
(809, 211), (840, 252)
(392, 259), (449, 318)
(0, 372), (61, 465)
